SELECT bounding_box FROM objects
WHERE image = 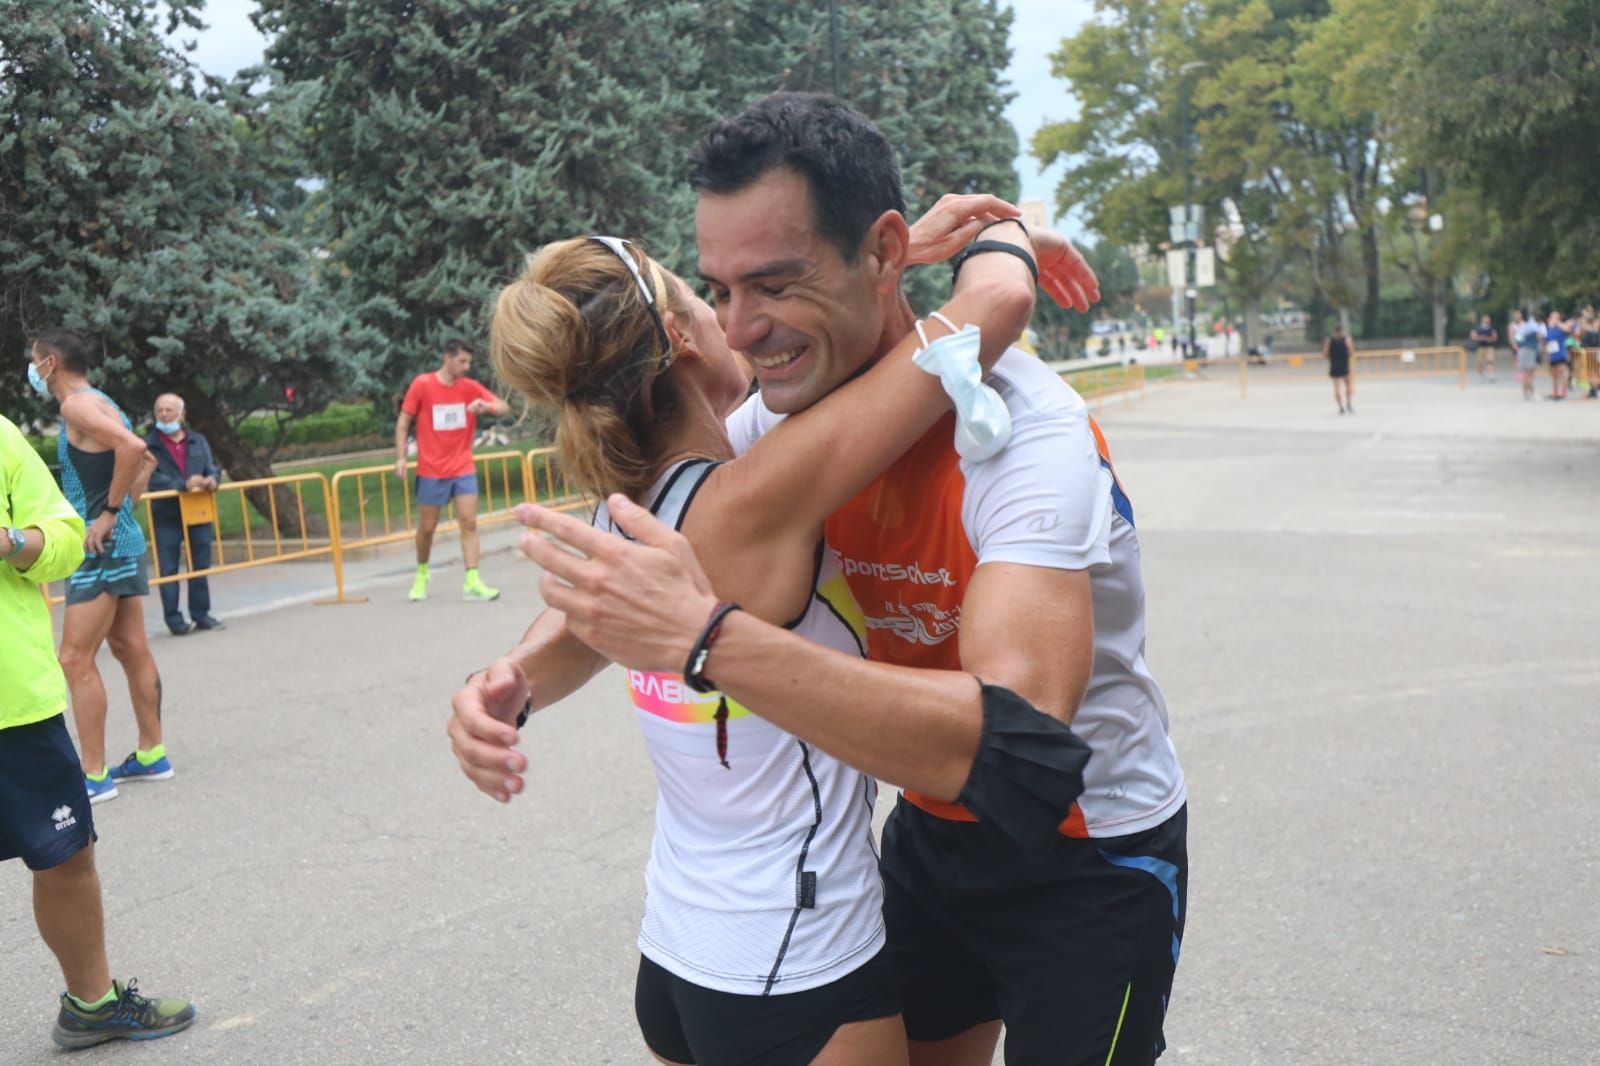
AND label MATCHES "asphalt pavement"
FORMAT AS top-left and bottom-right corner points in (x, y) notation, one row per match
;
(3, 366), (1596, 1064)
